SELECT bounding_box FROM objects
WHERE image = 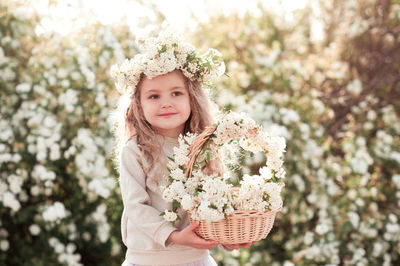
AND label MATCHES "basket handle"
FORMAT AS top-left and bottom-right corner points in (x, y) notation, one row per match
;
(184, 126), (267, 179)
(185, 126), (217, 179)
